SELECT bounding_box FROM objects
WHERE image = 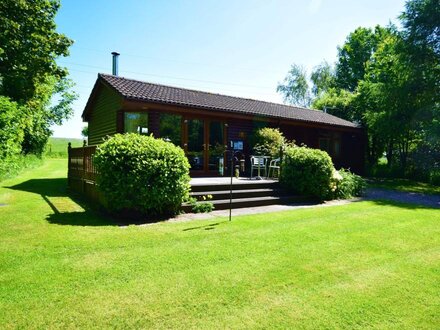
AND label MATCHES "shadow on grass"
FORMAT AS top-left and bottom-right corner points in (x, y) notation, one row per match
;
(355, 197), (440, 210)
(182, 222), (223, 231)
(6, 178), (118, 226)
